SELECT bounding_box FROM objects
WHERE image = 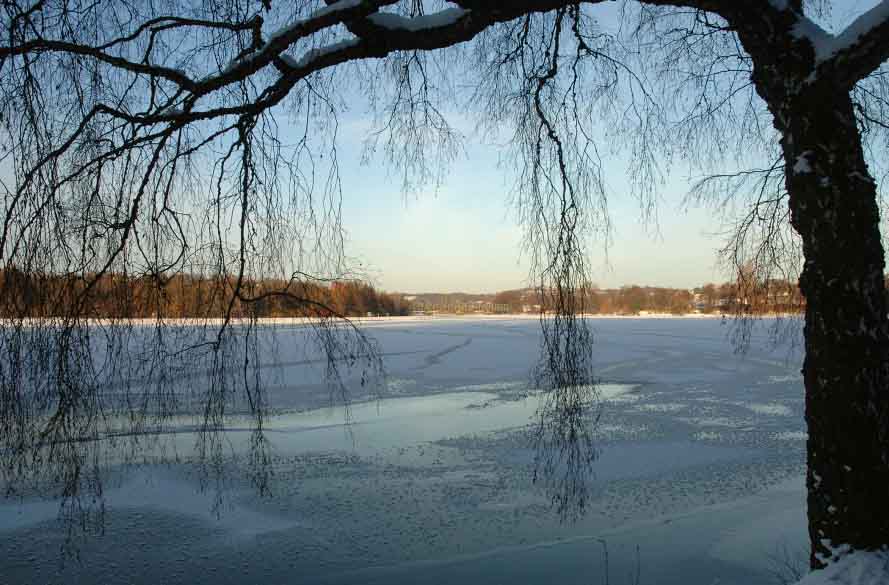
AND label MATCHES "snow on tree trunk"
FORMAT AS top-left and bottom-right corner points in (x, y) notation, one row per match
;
(783, 90), (889, 568)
